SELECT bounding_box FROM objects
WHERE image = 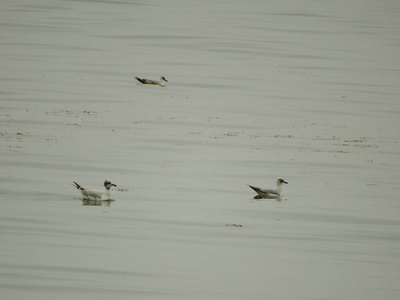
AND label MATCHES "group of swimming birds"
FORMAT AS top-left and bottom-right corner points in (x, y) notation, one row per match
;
(73, 76), (288, 201)
(73, 178), (288, 201)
